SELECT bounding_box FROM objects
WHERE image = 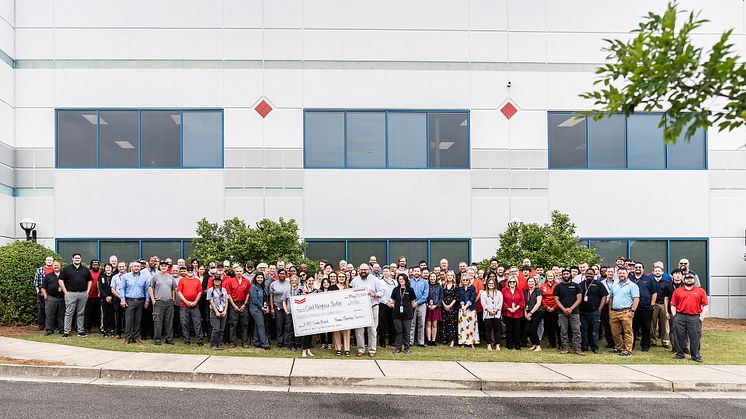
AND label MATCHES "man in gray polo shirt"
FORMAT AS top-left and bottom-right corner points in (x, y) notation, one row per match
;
(148, 260), (177, 345)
